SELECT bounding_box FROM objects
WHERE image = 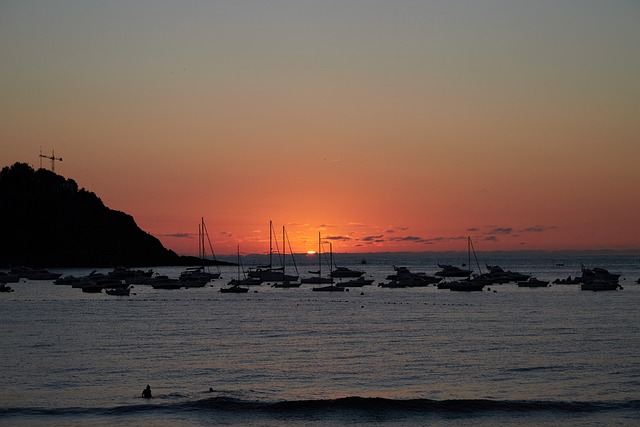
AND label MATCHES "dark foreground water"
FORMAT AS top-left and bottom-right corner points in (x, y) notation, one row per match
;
(1, 252), (639, 426)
